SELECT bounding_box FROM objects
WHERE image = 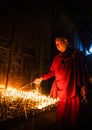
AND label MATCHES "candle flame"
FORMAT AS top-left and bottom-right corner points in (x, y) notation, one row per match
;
(0, 85), (59, 120)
